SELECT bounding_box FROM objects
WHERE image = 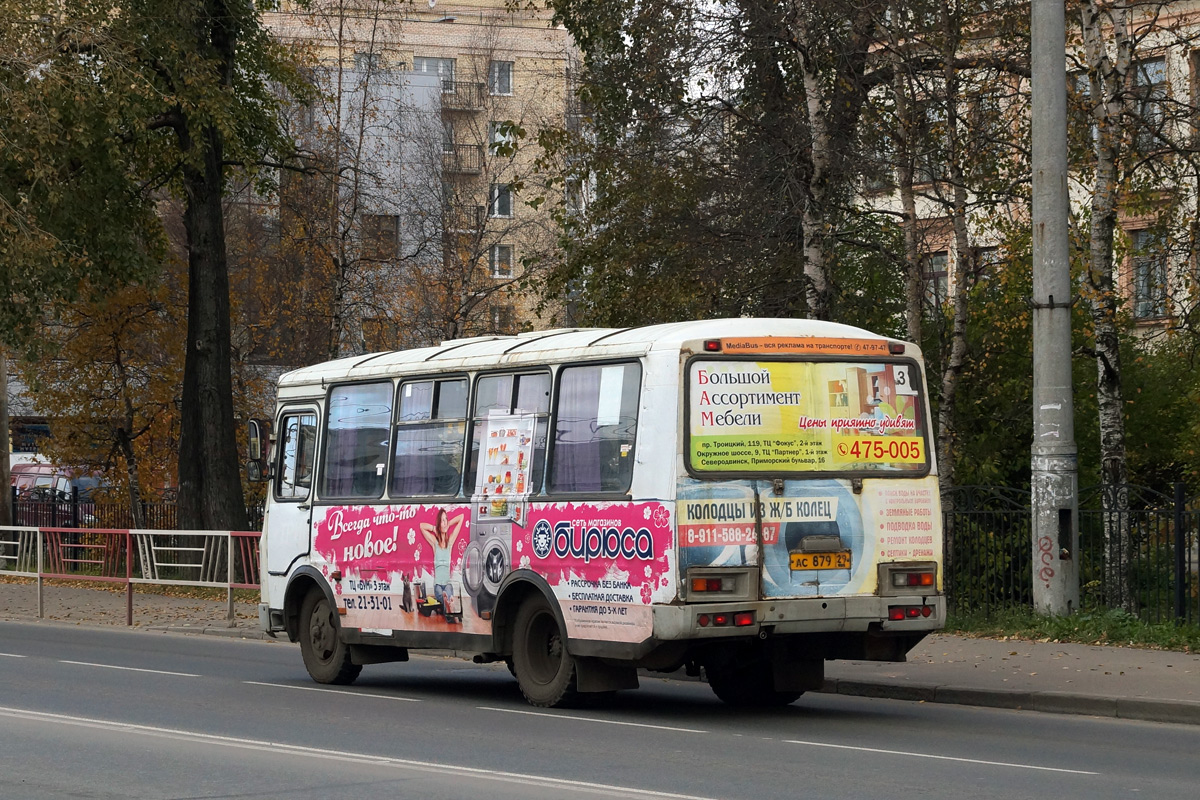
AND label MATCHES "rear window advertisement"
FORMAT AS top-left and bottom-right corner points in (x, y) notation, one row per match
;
(688, 360), (927, 474)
